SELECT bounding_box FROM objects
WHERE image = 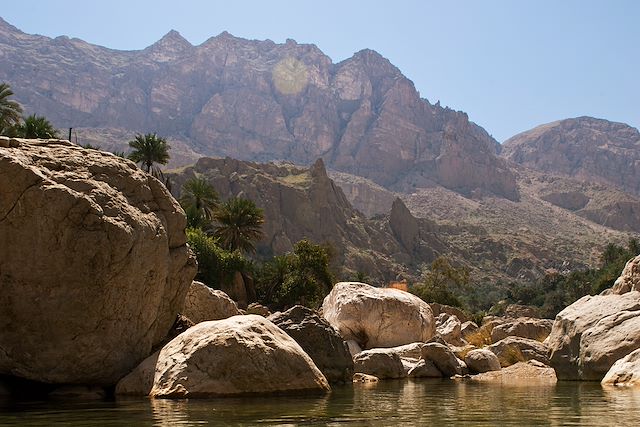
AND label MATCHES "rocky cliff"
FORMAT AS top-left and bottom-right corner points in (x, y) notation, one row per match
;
(502, 117), (640, 196)
(0, 17), (517, 200)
